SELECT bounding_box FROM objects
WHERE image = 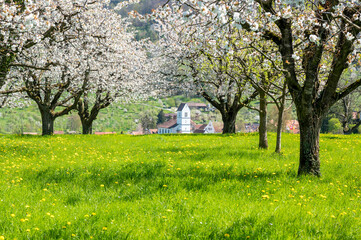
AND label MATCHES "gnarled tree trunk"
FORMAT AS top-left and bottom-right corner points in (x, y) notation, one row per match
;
(39, 107), (55, 135)
(221, 111), (237, 134)
(297, 111), (322, 176)
(77, 91), (112, 135)
(81, 119), (93, 134)
(202, 91), (258, 135)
